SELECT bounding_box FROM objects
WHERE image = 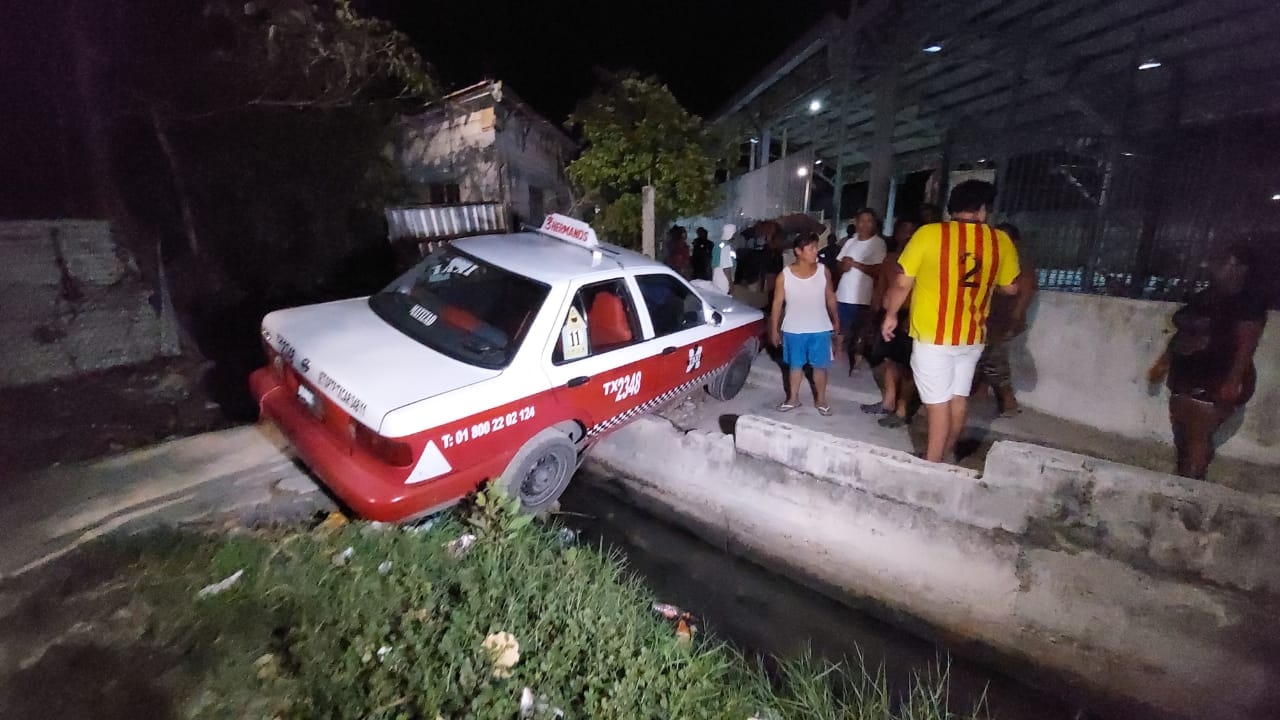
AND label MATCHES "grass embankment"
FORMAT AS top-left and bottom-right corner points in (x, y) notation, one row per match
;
(28, 491), (983, 719)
